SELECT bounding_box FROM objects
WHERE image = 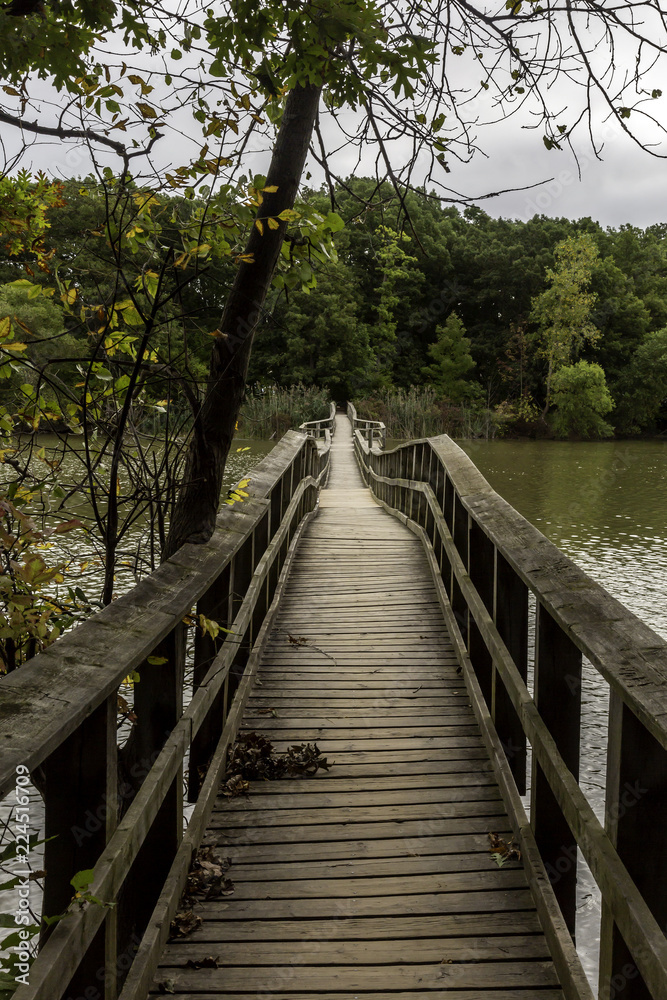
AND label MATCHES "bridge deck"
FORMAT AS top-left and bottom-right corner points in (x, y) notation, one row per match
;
(153, 416), (563, 998)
